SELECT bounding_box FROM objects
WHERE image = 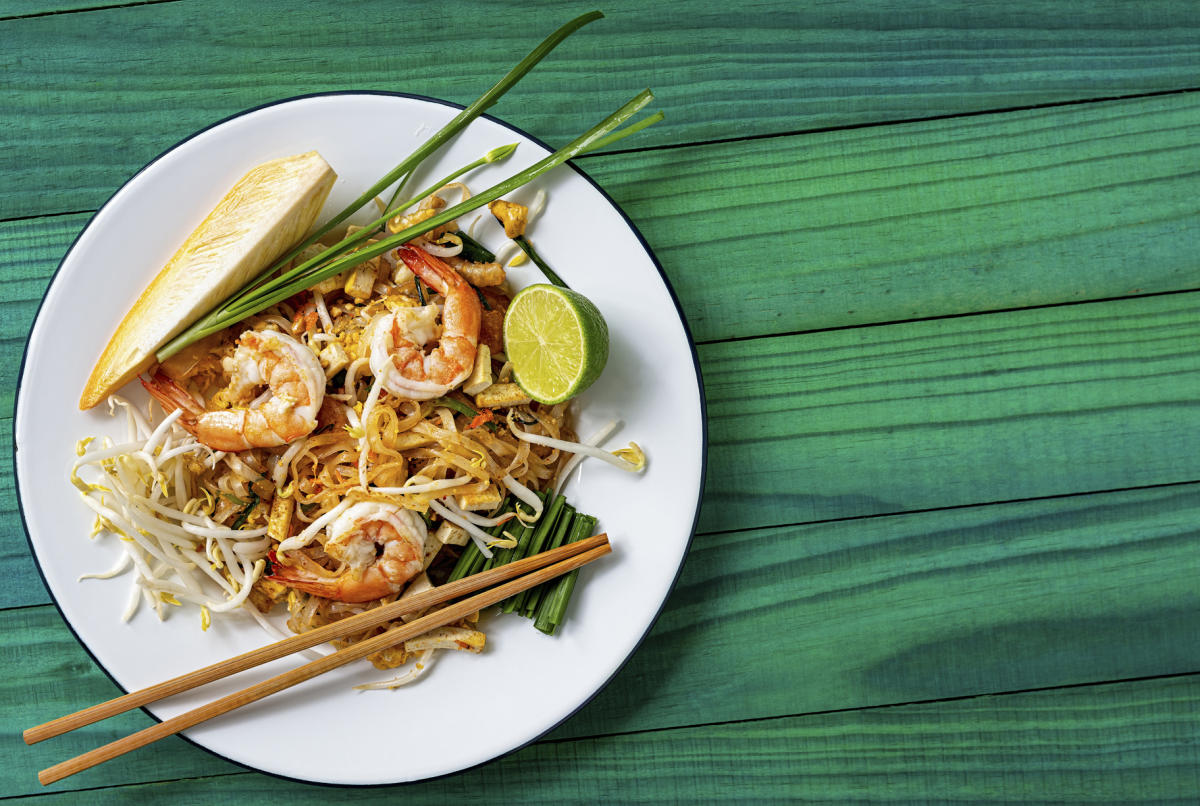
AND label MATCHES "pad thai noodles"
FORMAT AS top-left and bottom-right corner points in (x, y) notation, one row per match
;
(71, 186), (644, 688)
